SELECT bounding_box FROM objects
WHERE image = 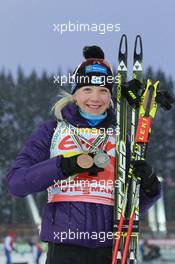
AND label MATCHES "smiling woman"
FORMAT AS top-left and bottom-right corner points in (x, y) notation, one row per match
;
(7, 45), (161, 264)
